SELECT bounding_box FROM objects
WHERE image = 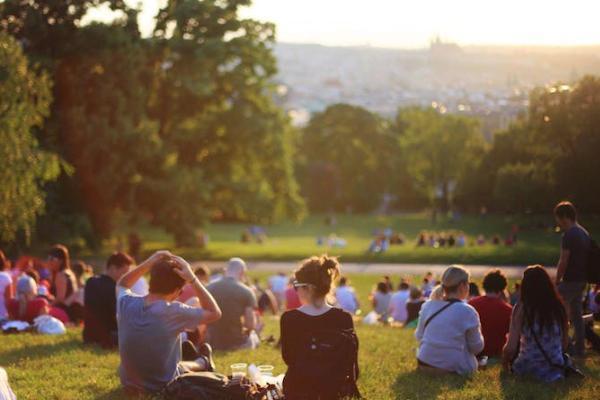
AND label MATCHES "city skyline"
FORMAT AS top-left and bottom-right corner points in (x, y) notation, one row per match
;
(85, 0), (600, 48)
